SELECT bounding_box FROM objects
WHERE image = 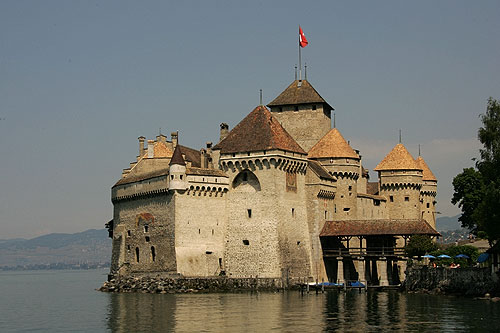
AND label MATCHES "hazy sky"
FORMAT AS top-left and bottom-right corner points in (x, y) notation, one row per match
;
(1, 1), (499, 239)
